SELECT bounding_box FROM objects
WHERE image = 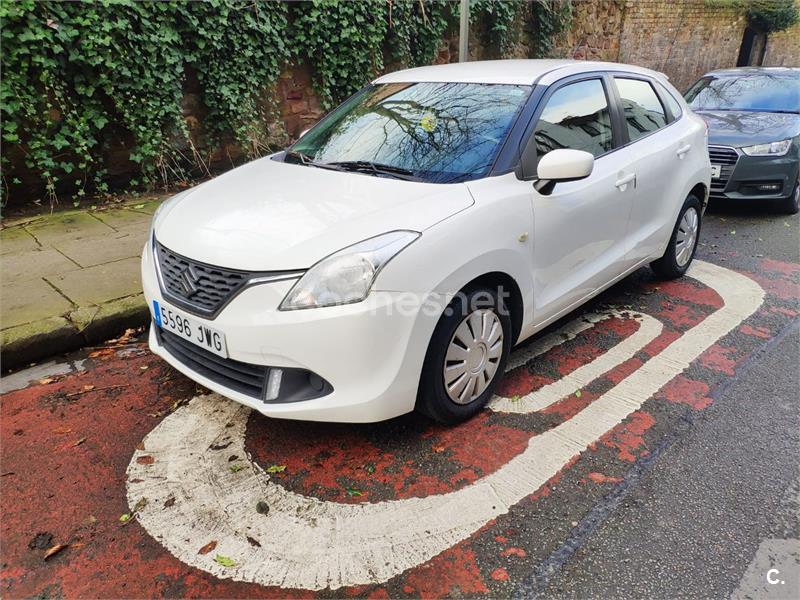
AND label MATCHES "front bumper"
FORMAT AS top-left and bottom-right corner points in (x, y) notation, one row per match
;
(142, 242), (443, 423)
(710, 145), (799, 202)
